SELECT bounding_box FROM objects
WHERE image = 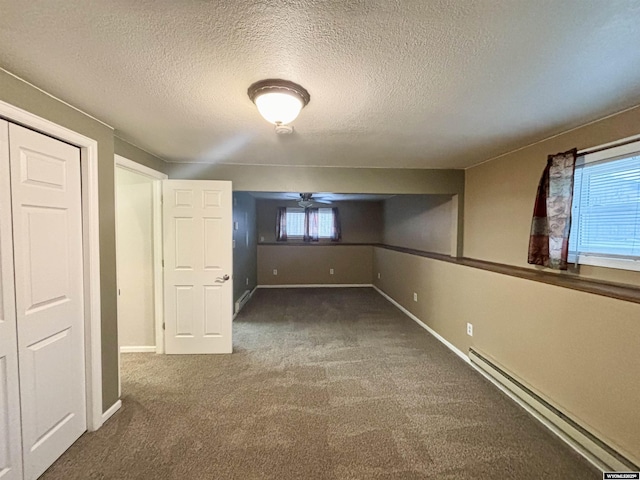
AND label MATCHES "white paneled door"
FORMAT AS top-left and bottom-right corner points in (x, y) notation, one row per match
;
(163, 180), (233, 354)
(8, 123), (86, 480)
(0, 121), (22, 480)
